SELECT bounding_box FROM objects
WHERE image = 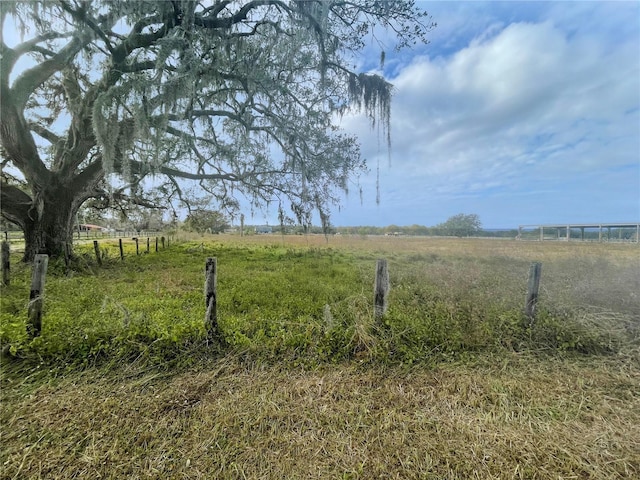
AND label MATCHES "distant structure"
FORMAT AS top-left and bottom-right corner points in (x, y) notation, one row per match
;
(255, 225), (272, 234)
(77, 224), (109, 232)
(518, 223), (639, 242)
